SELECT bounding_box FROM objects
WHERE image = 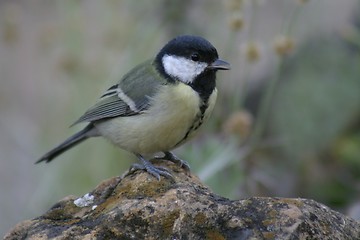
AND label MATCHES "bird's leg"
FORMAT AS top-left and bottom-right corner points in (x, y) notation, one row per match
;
(153, 151), (190, 172)
(127, 154), (174, 180)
